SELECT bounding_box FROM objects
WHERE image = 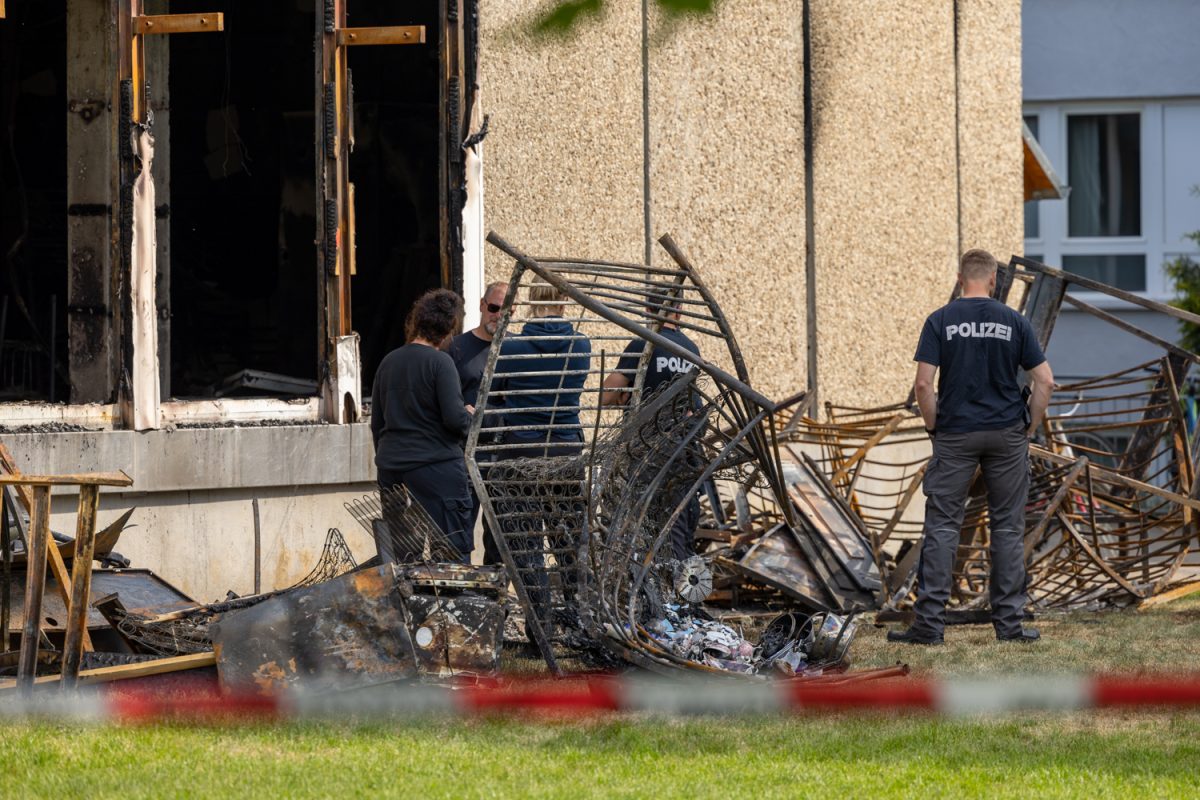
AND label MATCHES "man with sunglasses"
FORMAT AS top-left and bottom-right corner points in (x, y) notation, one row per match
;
(450, 281), (509, 565)
(450, 282), (509, 409)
